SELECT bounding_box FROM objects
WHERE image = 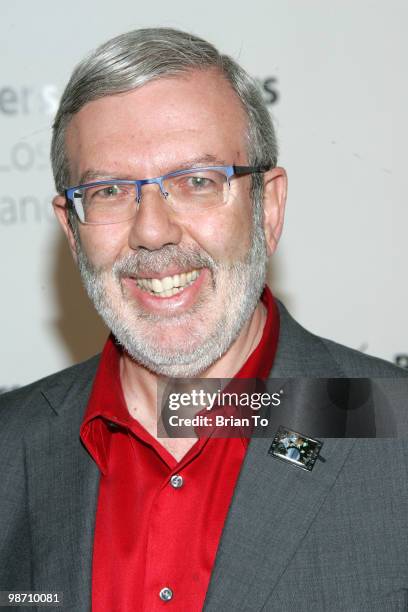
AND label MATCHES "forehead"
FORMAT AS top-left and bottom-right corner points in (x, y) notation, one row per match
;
(65, 69), (249, 182)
